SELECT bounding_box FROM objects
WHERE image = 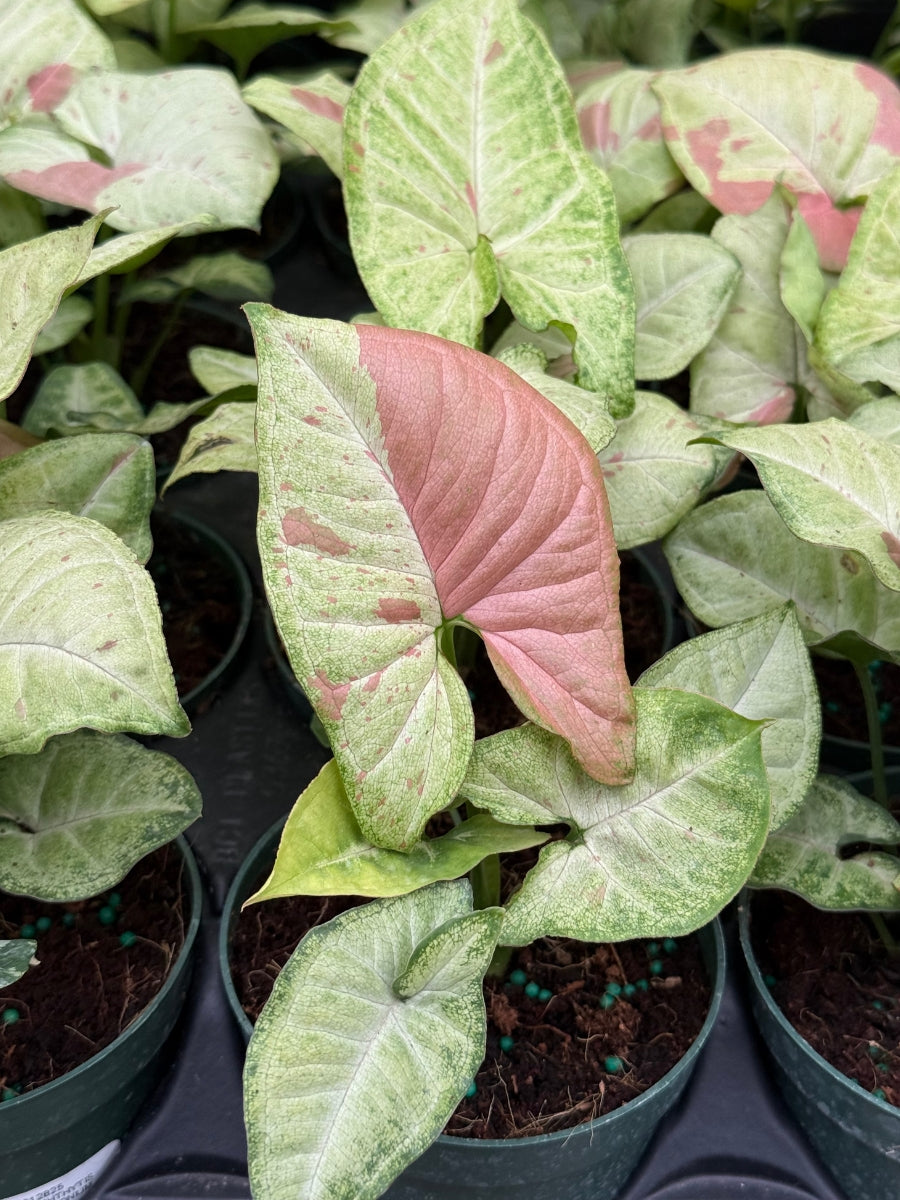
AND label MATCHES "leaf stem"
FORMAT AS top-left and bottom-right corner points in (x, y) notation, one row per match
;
(870, 912), (900, 961)
(129, 291), (187, 398)
(438, 622), (458, 671)
(852, 659), (888, 809)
